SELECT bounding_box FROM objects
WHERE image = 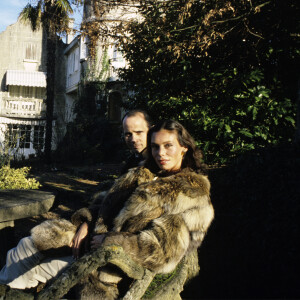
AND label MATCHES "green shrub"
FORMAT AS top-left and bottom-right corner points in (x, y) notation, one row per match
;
(0, 166), (41, 190)
(194, 69), (296, 164)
